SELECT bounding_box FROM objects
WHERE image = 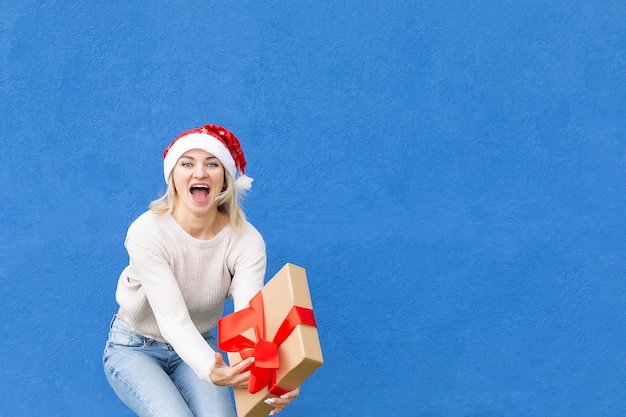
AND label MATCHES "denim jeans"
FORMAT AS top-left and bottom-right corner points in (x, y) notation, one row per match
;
(103, 315), (236, 417)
